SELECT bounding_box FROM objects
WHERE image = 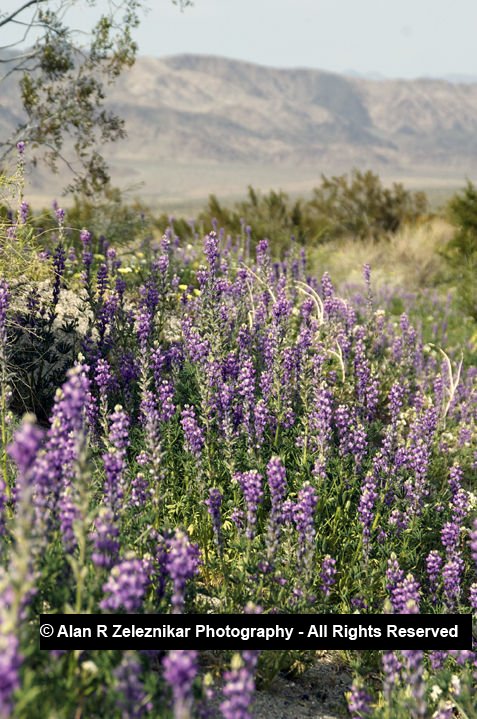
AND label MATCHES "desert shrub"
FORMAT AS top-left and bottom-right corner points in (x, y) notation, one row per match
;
(198, 186), (306, 256)
(196, 173), (428, 258)
(445, 181), (477, 321)
(303, 169), (428, 242)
